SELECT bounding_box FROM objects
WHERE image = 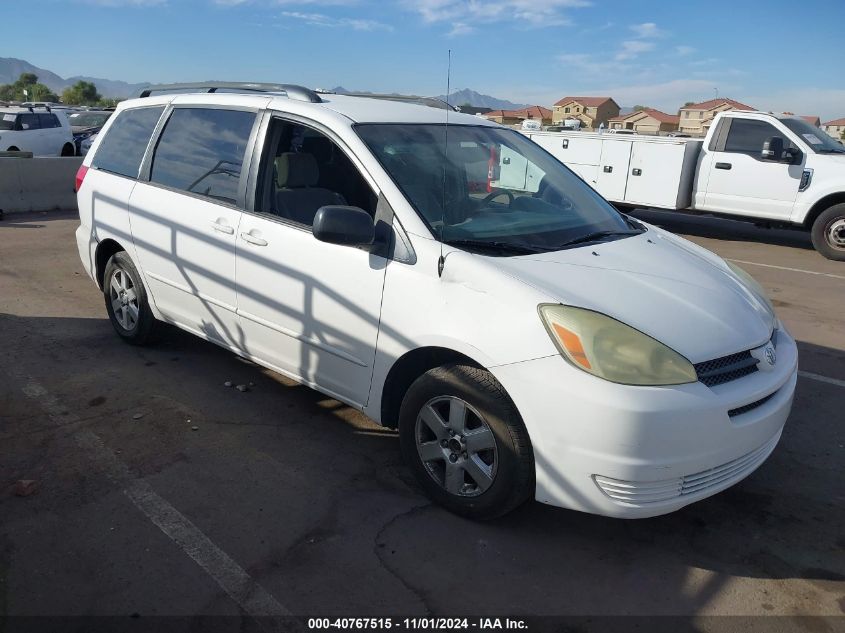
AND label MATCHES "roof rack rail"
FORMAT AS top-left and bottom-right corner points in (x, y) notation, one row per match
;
(321, 91), (457, 112)
(137, 82), (323, 103)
